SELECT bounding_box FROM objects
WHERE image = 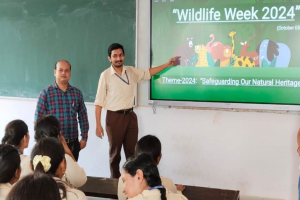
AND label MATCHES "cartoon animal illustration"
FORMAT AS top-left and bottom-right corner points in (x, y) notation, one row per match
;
(236, 34), (259, 66)
(173, 37), (194, 66)
(206, 34), (232, 67)
(206, 34), (222, 53)
(256, 39), (291, 67)
(228, 30), (255, 67)
(189, 54), (198, 66)
(195, 44), (209, 67)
